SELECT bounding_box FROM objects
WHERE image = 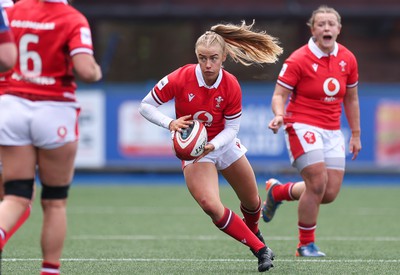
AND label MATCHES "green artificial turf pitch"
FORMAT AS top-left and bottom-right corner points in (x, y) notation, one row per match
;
(2, 183), (400, 274)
